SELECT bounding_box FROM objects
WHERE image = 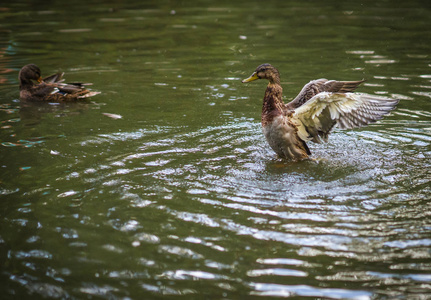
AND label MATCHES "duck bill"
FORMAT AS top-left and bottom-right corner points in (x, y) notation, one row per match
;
(242, 72), (259, 83)
(37, 77), (43, 83)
